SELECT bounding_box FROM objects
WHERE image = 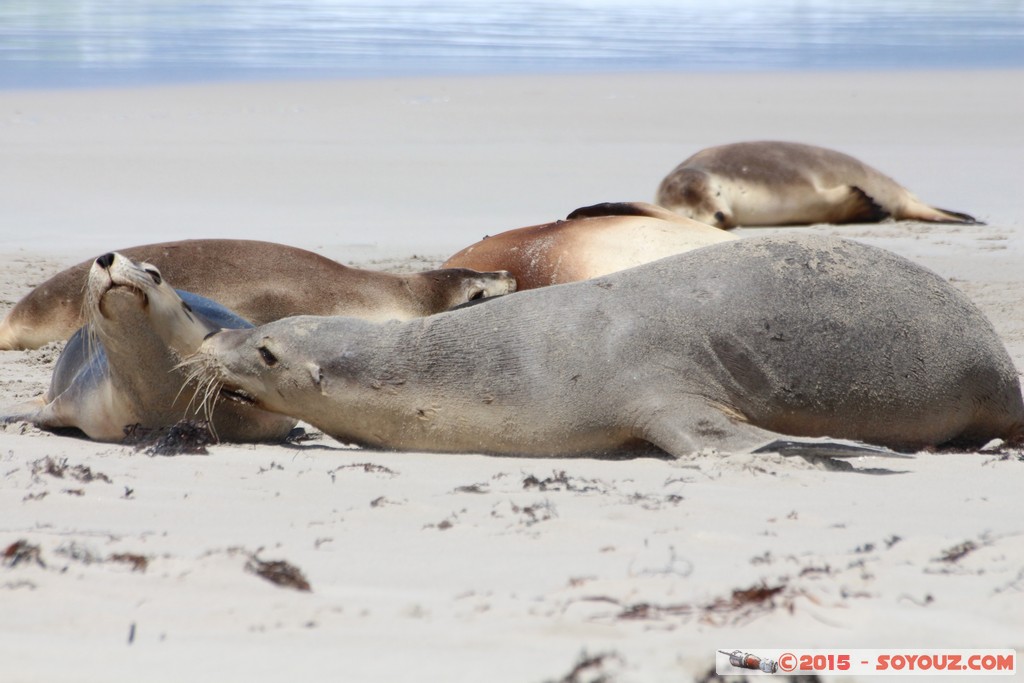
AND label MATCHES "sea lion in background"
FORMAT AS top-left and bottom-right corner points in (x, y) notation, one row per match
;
(656, 141), (981, 229)
(184, 234), (1022, 458)
(442, 202), (735, 290)
(1, 252), (296, 443)
(0, 239), (516, 350)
